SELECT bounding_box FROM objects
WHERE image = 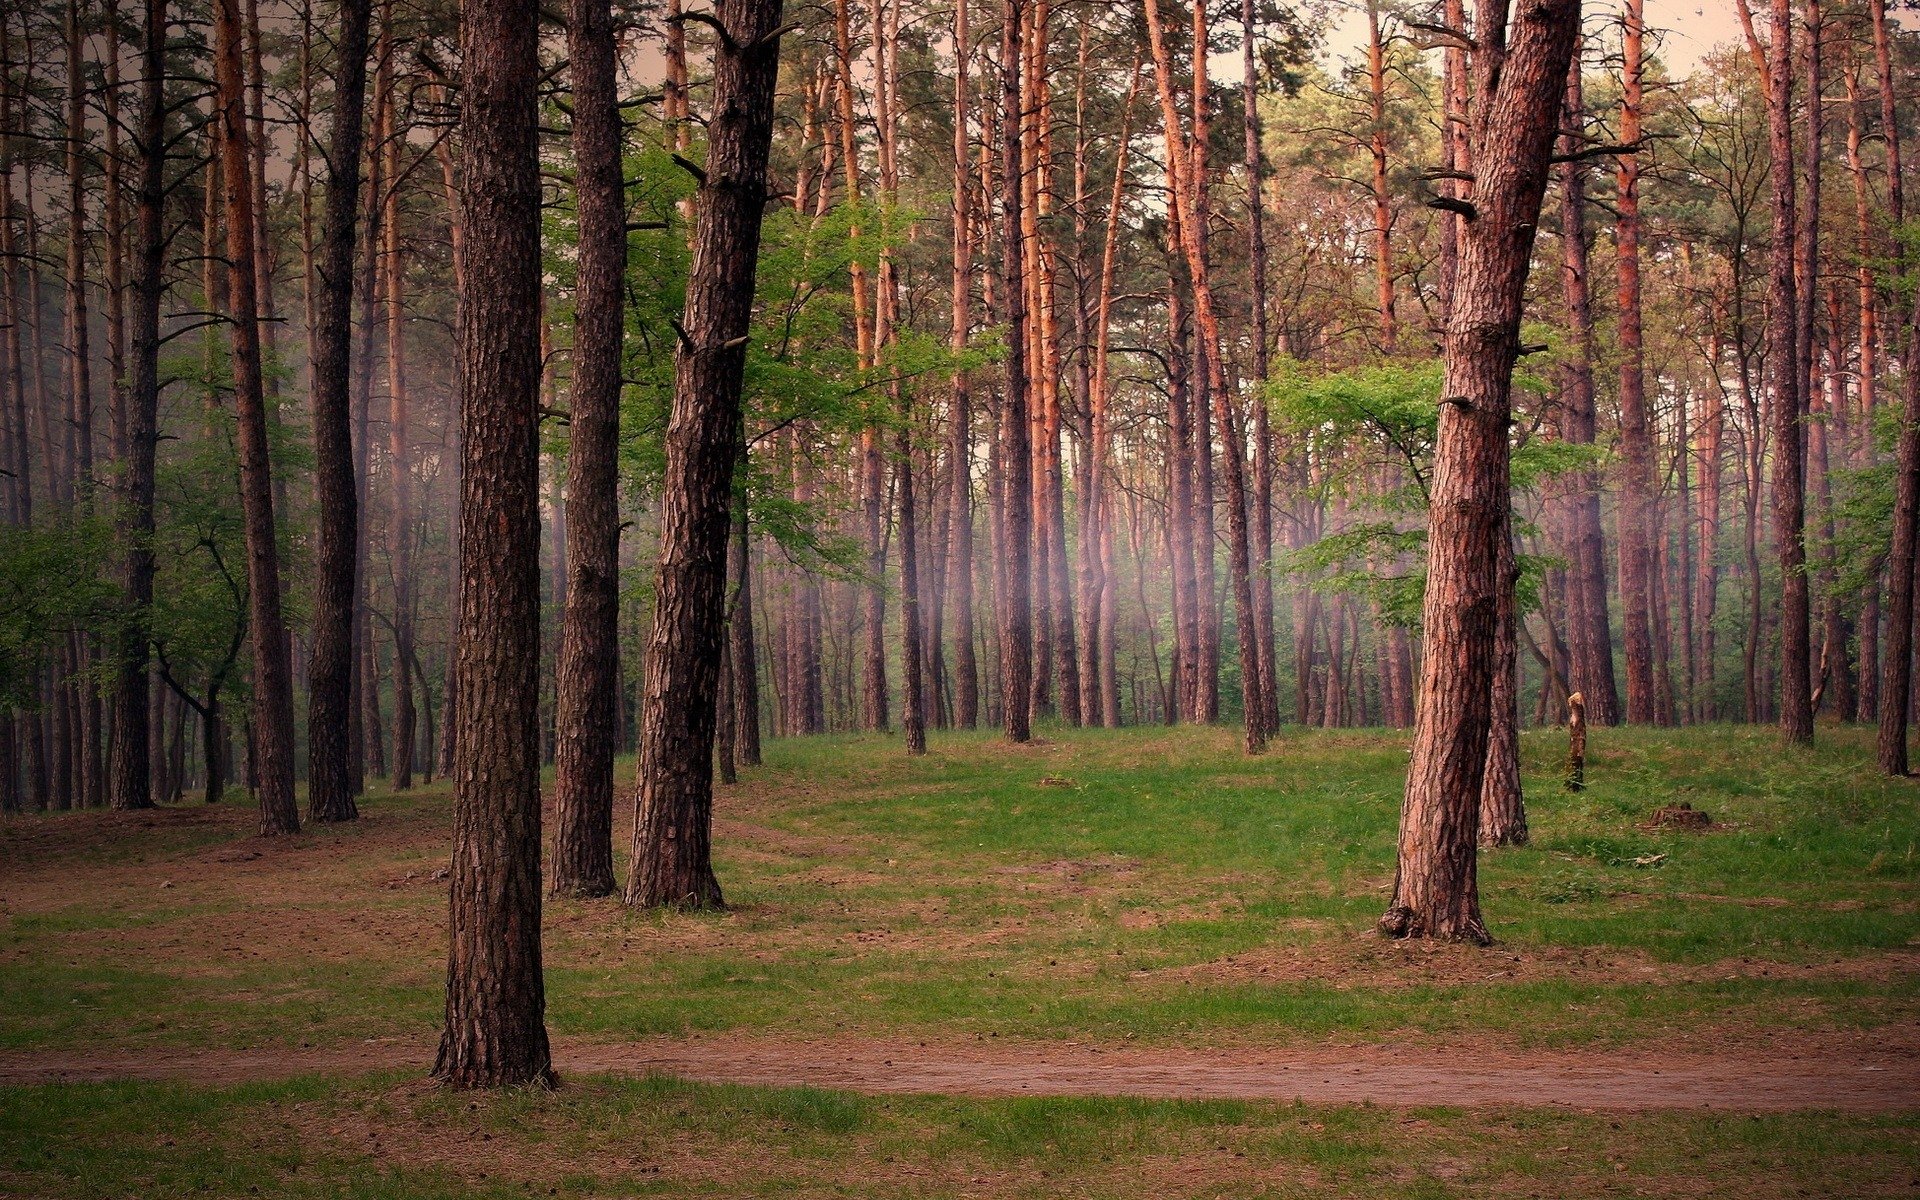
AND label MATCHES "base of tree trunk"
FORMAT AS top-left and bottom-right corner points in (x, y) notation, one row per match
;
(1478, 819), (1529, 849)
(549, 874), (617, 900)
(1377, 904), (1492, 946)
(431, 1033), (557, 1091)
(625, 868), (726, 912)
